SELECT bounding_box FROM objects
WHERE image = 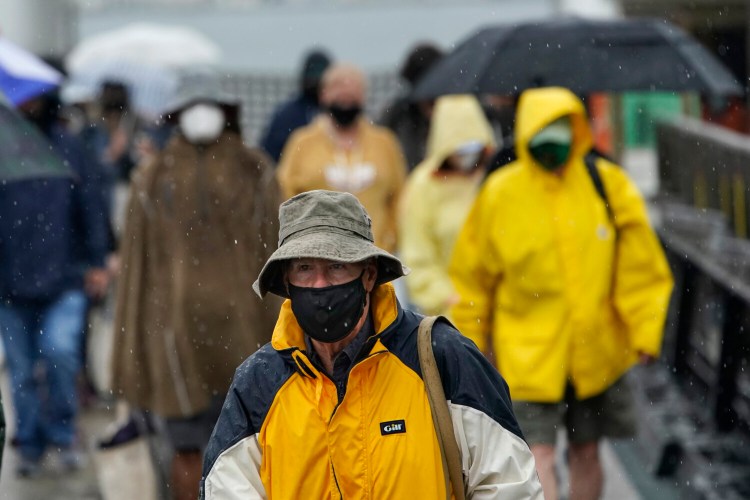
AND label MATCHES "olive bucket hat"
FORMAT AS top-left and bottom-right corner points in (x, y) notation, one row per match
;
(253, 190), (408, 298)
